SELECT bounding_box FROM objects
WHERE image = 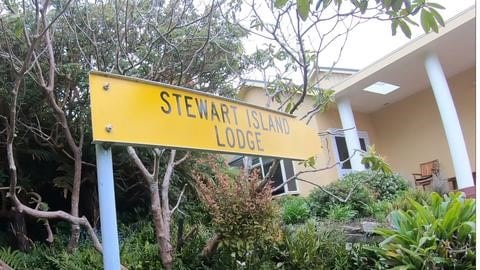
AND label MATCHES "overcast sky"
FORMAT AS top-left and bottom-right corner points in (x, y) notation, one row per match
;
(241, 0), (475, 75)
(325, 0), (475, 69)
